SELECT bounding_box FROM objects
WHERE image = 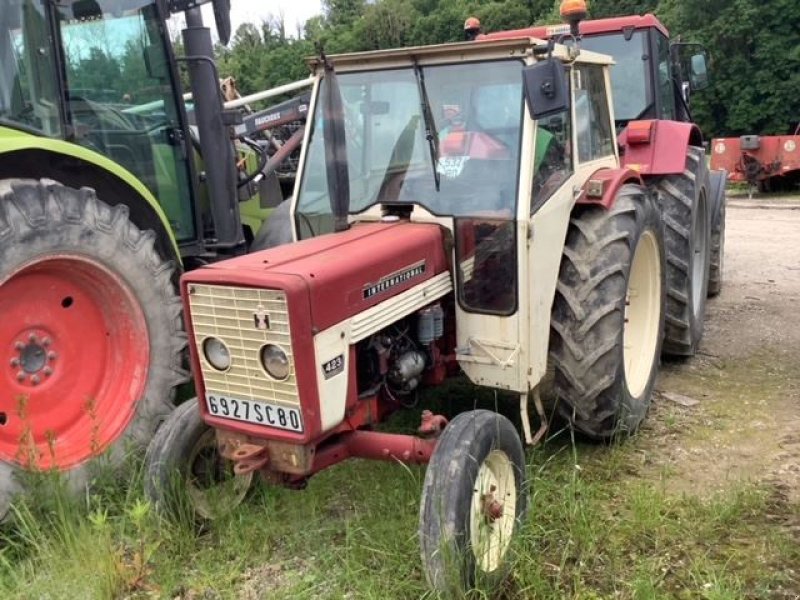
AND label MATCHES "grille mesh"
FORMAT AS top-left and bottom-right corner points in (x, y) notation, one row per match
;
(187, 284), (299, 407)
